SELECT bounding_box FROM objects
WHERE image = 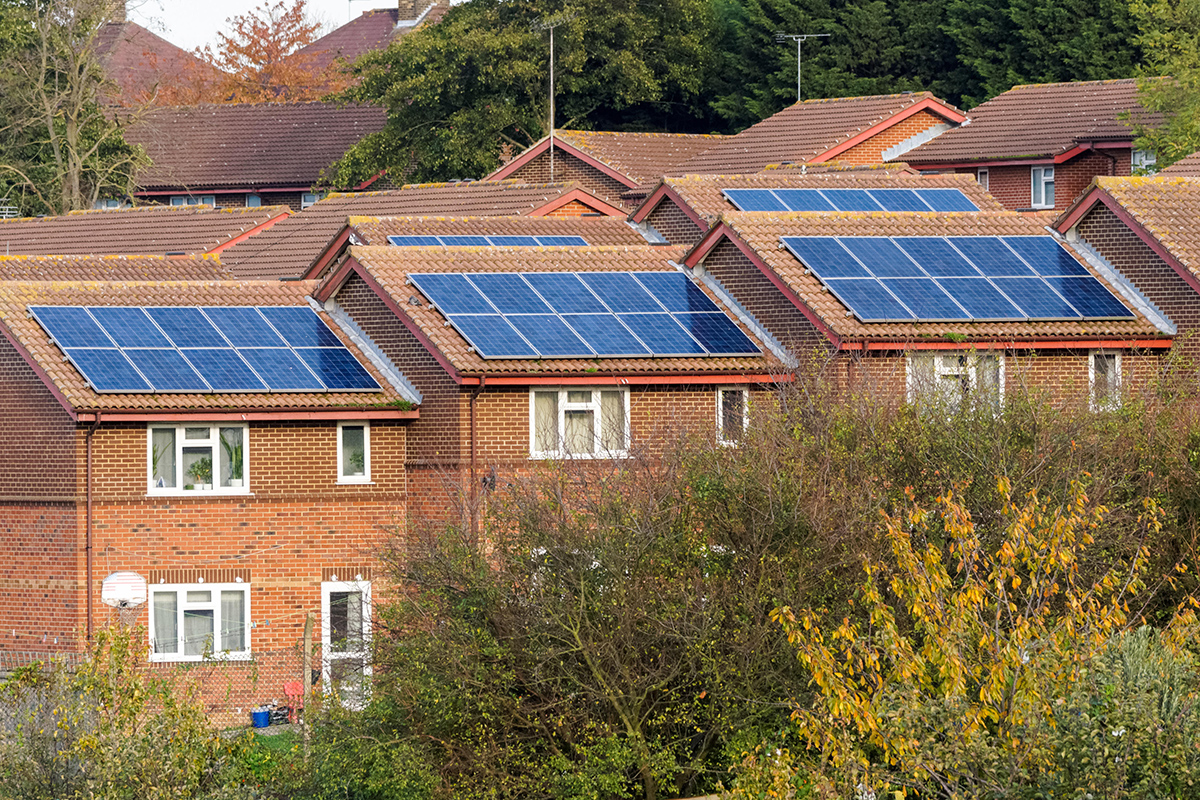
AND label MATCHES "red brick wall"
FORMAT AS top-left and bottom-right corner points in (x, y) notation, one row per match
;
(645, 198), (706, 246)
(500, 149), (629, 204)
(544, 199), (599, 217)
(1075, 203), (1199, 363)
(0, 336), (78, 498)
(698, 238), (833, 361)
(958, 149), (1130, 212)
(0, 502), (80, 654)
(838, 109), (954, 164)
